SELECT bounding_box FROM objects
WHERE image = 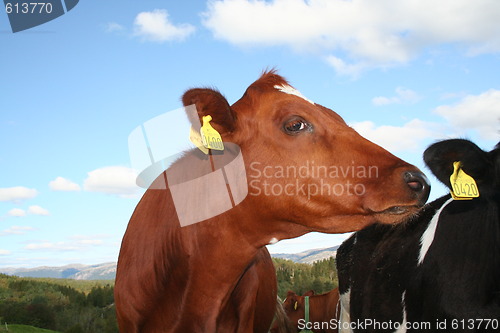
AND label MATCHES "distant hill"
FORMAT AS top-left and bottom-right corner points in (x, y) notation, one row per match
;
(0, 247), (338, 279)
(271, 246), (339, 264)
(0, 262), (116, 280)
